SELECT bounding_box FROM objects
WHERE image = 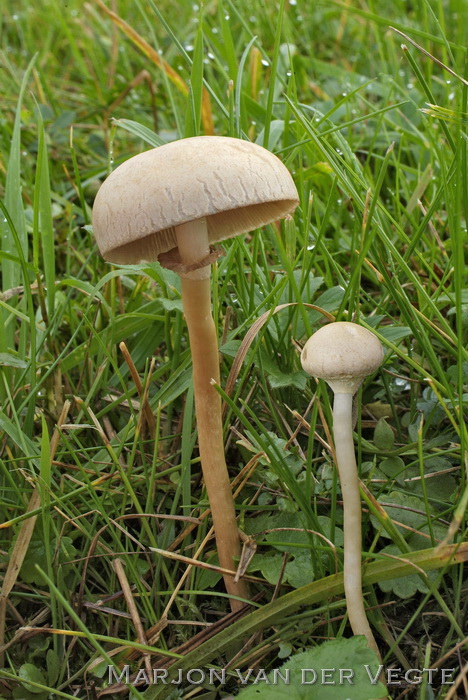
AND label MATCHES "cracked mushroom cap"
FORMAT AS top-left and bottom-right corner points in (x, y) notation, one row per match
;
(301, 322), (384, 394)
(92, 136), (299, 264)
